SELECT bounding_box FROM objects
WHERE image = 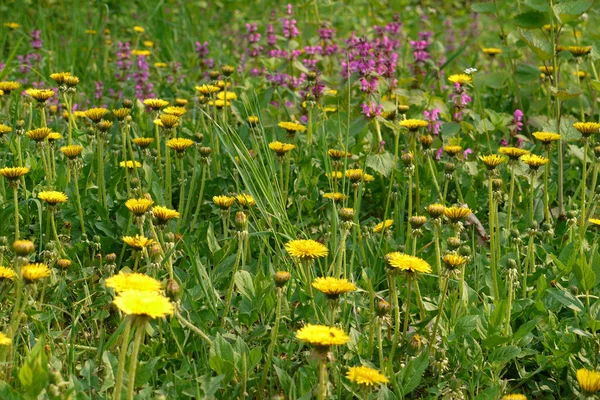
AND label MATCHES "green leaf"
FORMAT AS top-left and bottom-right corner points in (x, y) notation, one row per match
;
(0, 38), (24, 81)
(547, 288), (585, 312)
(209, 334), (235, 384)
(553, 0), (593, 23)
(0, 381), (24, 400)
(516, 64), (542, 83)
(366, 152), (394, 178)
(482, 72), (509, 89)
(519, 29), (553, 61)
(454, 315), (480, 337)
(18, 338), (49, 399)
(489, 345), (521, 365)
(549, 86), (582, 100)
(590, 79), (600, 91)
(513, 318), (539, 341)
(441, 122), (461, 137)
(471, 2), (496, 12)
(512, 11), (548, 29)
(234, 270), (255, 300)
(523, 0), (551, 11)
(398, 352), (428, 395)
(199, 374), (225, 399)
(573, 258), (596, 292)
(206, 223), (221, 255)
